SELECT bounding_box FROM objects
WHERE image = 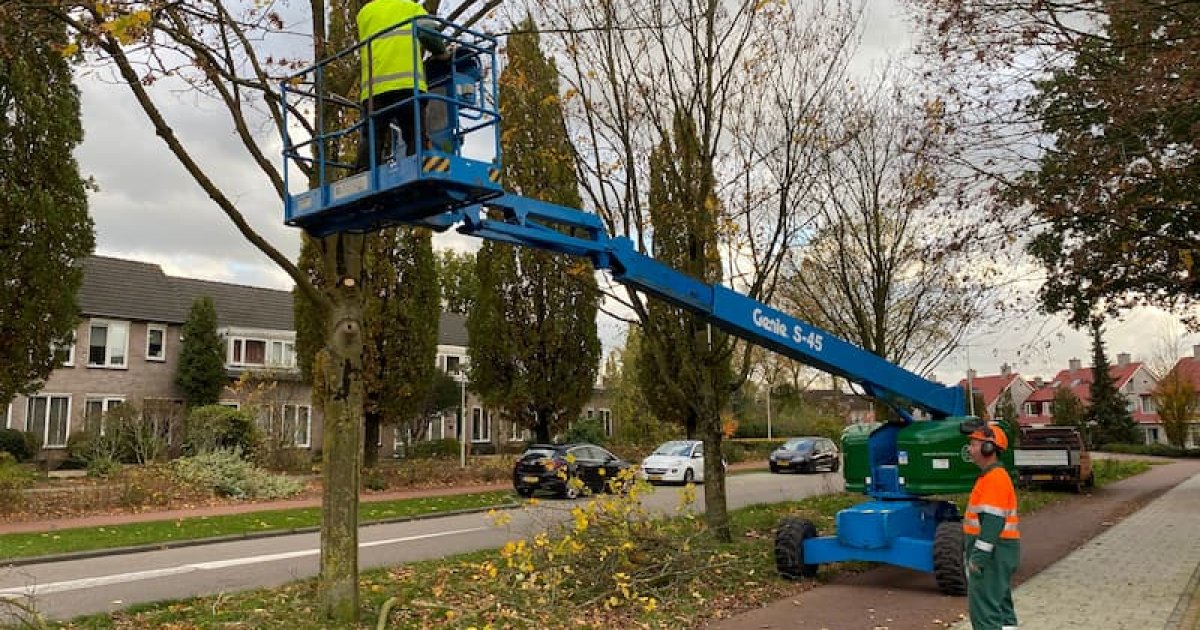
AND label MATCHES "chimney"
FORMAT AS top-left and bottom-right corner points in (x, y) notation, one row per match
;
(1001, 363), (1012, 377)
(1117, 352), (1131, 367)
(1069, 358), (1082, 372)
(1033, 376), (1044, 389)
